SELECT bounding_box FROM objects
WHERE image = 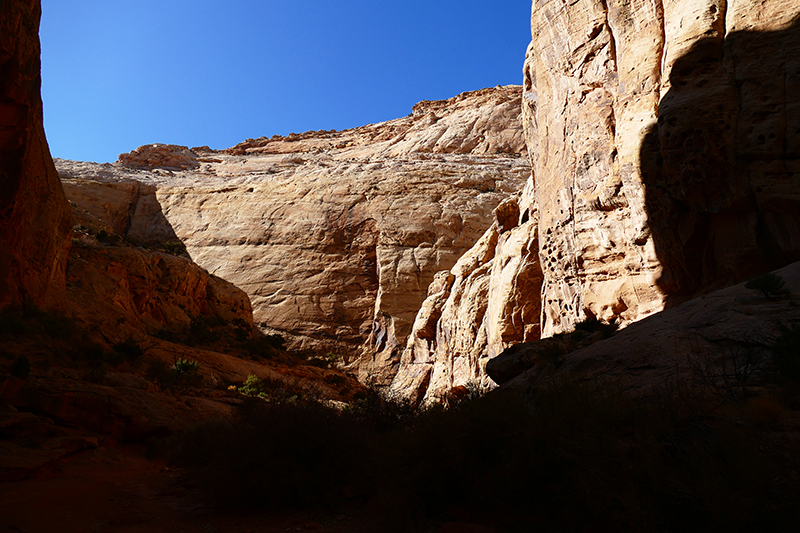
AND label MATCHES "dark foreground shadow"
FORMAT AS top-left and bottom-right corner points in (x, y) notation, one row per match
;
(641, 16), (800, 306)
